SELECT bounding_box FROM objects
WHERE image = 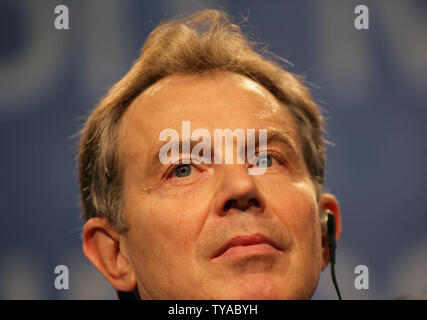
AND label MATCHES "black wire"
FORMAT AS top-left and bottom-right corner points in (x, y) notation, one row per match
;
(330, 261), (342, 300)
